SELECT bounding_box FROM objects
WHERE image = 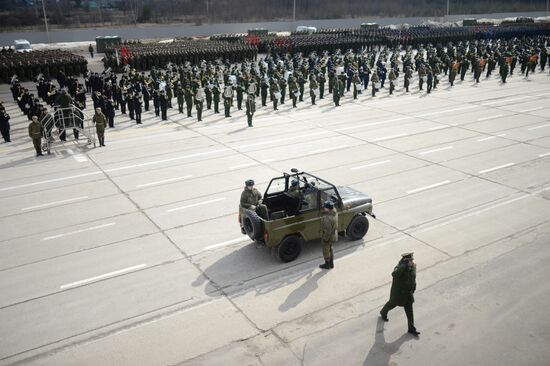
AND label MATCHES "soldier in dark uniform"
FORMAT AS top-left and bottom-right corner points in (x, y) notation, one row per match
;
(236, 82), (244, 110)
(176, 85), (185, 113)
(105, 98), (115, 128)
(89, 44), (94, 58)
(212, 84), (220, 114)
(245, 93), (255, 127)
(153, 89), (160, 117)
(319, 200), (338, 270)
(135, 93), (142, 124)
(185, 86), (194, 117)
(159, 90), (168, 120)
(380, 252), (420, 336)
(0, 106), (11, 143)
